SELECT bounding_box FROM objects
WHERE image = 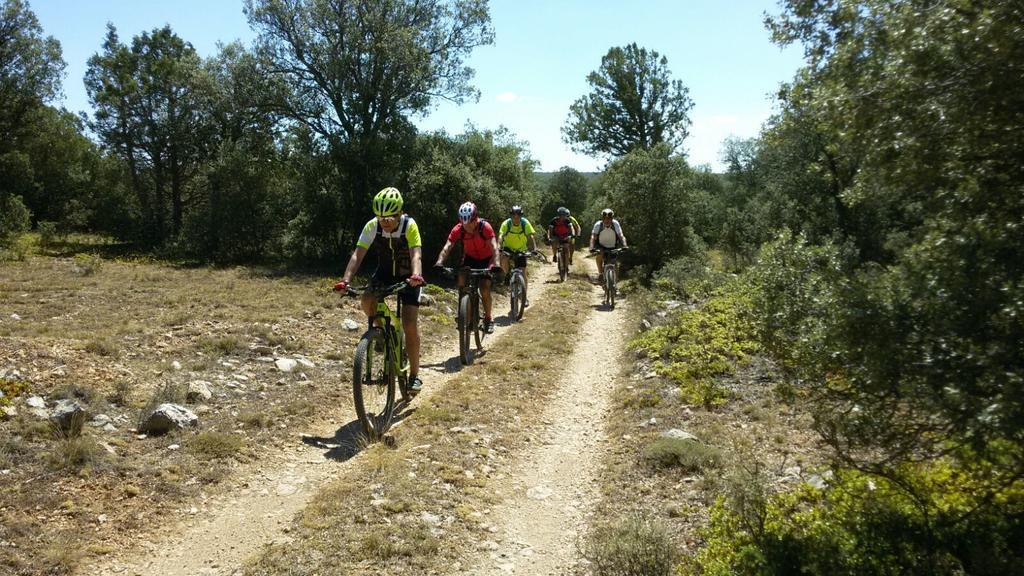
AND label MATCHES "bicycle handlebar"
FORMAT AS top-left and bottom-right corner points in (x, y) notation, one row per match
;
(342, 280), (412, 297)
